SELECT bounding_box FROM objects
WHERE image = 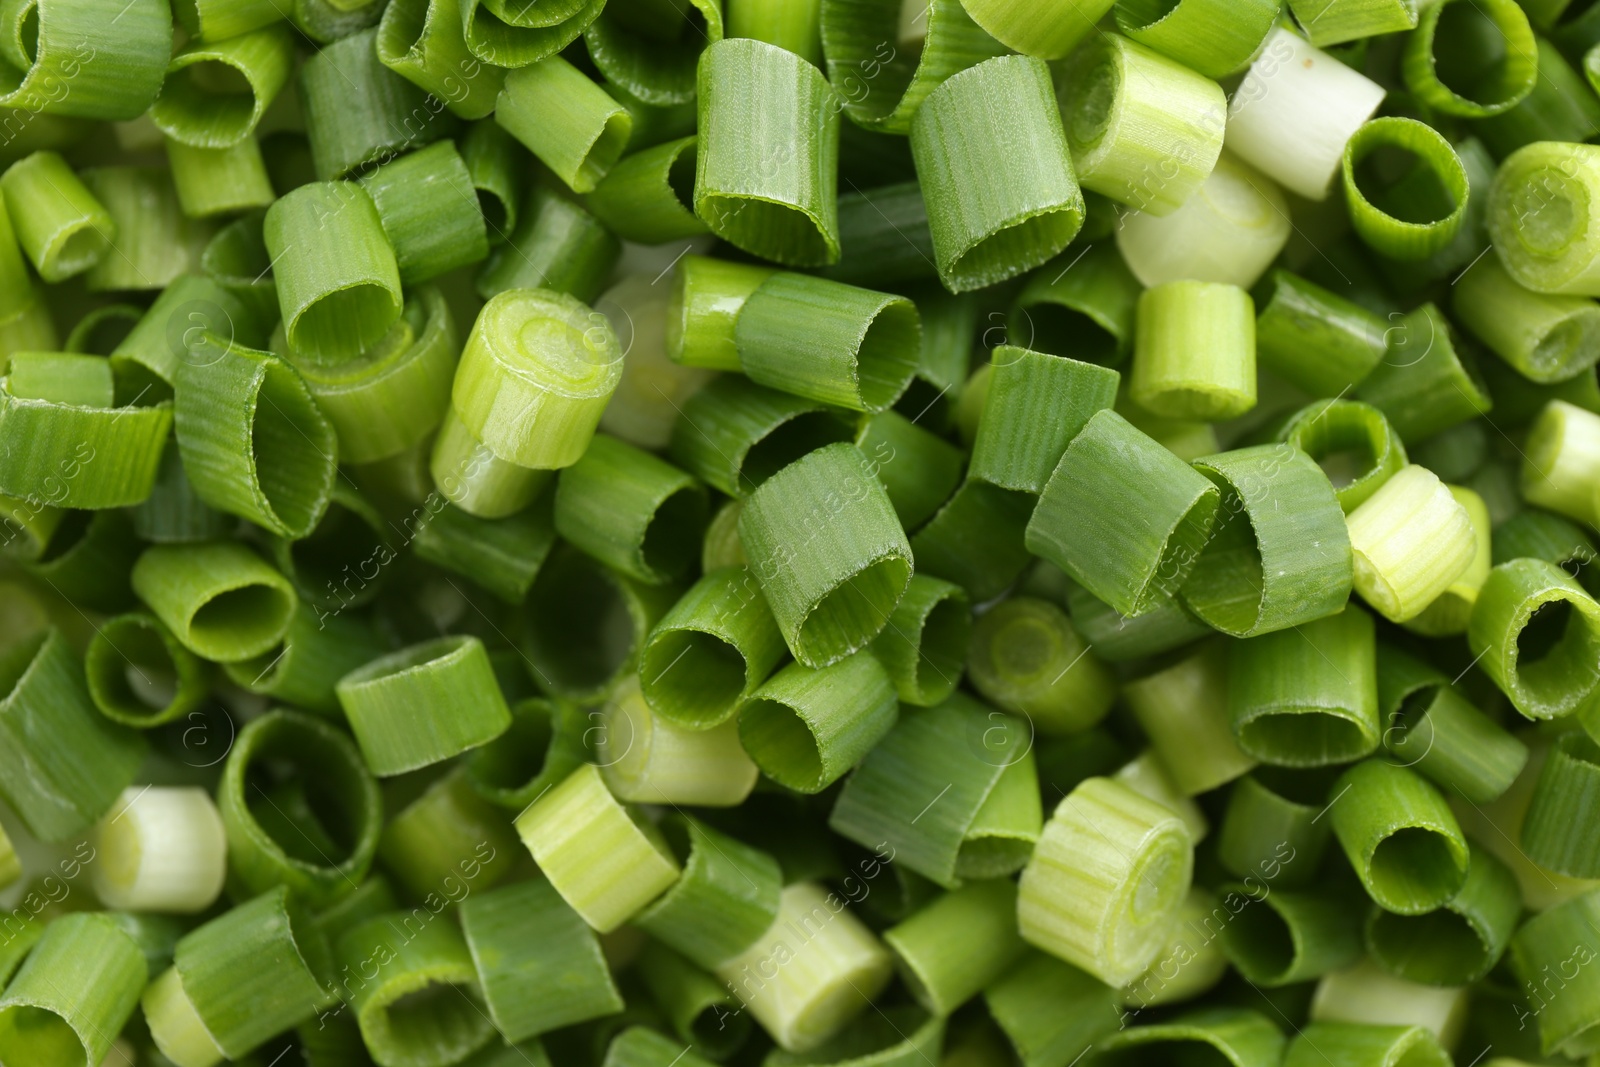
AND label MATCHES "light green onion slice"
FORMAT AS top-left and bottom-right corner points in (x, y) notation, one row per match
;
(496, 56), (632, 194)
(667, 254), (774, 370)
(223, 604), (388, 715)
(1124, 646), (1254, 796)
(0, 377), (170, 510)
(514, 763), (682, 933)
(1122, 887), (1230, 1010)
(1341, 118), (1470, 262)
(635, 942), (751, 1059)
(1130, 280), (1255, 420)
(461, 0), (605, 69)
(1254, 270), (1387, 397)
(1488, 141), (1600, 297)
(596, 676), (758, 806)
(1286, 1022), (1451, 1067)
(167, 137), (276, 219)
(911, 54), (1083, 292)
(0, 0), (169, 119)
(1455, 255), (1600, 385)
(130, 542), (296, 662)
(634, 814), (784, 969)
(1115, 0), (1280, 77)
(638, 565), (786, 729)
(869, 573), (969, 707)
(1115, 750), (1208, 844)
(1288, 0), (1418, 46)
(1216, 884), (1364, 987)
(985, 950), (1120, 1067)
(461, 876), (624, 1042)
(587, 136), (707, 245)
(1347, 464), (1477, 623)
(1524, 400), (1600, 525)
(1099, 1008), (1287, 1067)
(1402, 0), (1537, 117)
(413, 496), (557, 605)
(335, 634), (512, 777)
(1018, 775), (1193, 987)
(84, 611), (206, 728)
(668, 376), (854, 496)
(966, 595), (1118, 735)
(81, 165), (211, 293)
(151, 26), (294, 149)
(1521, 731), (1600, 876)
(377, 0), (507, 120)
(1354, 303), (1492, 445)
(1009, 243), (1141, 367)
(0, 911), (148, 1067)
(1217, 771), (1333, 890)
(955, 0), (1110, 60)
(883, 880), (1025, 1017)
(476, 185), (620, 301)
(92, 785), (226, 913)
(1270, 400), (1406, 514)
(1228, 606), (1379, 767)
(713, 881), (894, 1054)
(911, 477), (1037, 601)
(584, 0), (722, 106)
(739, 651), (899, 793)
(1510, 887), (1600, 1057)
(695, 38), (842, 267)
(971, 346), (1119, 494)
(702, 498), (746, 572)
(1329, 759), (1470, 915)
(595, 274), (715, 451)
(856, 408), (964, 530)
(1405, 485), (1492, 636)
(0, 151), (113, 283)
(467, 696), (589, 810)
(430, 409), (554, 519)
(554, 434), (707, 585)
(378, 767), (516, 896)
(1366, 841), (1520, 985)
